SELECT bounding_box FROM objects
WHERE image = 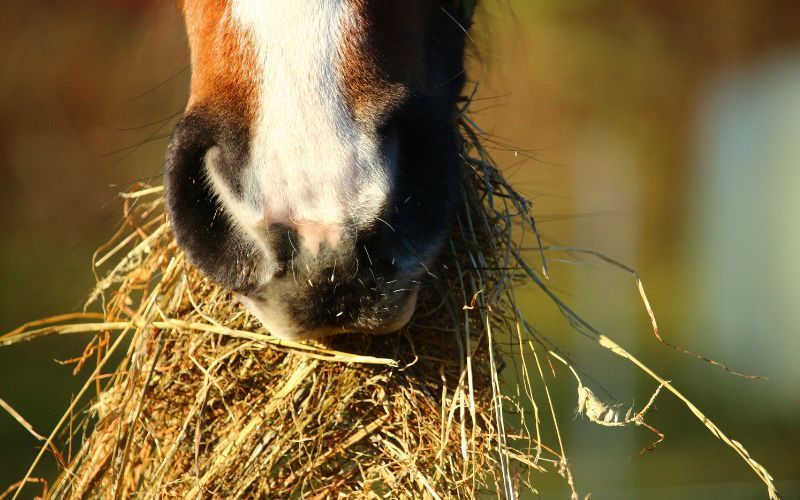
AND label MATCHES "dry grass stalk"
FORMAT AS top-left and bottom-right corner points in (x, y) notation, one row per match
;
(1, 101), (779, 499)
